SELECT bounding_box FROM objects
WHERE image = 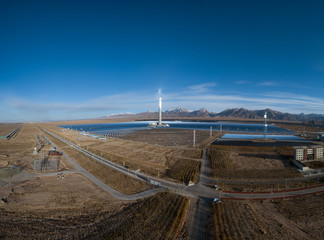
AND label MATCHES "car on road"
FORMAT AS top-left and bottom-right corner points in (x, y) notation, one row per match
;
(213, 198), (221, 203)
